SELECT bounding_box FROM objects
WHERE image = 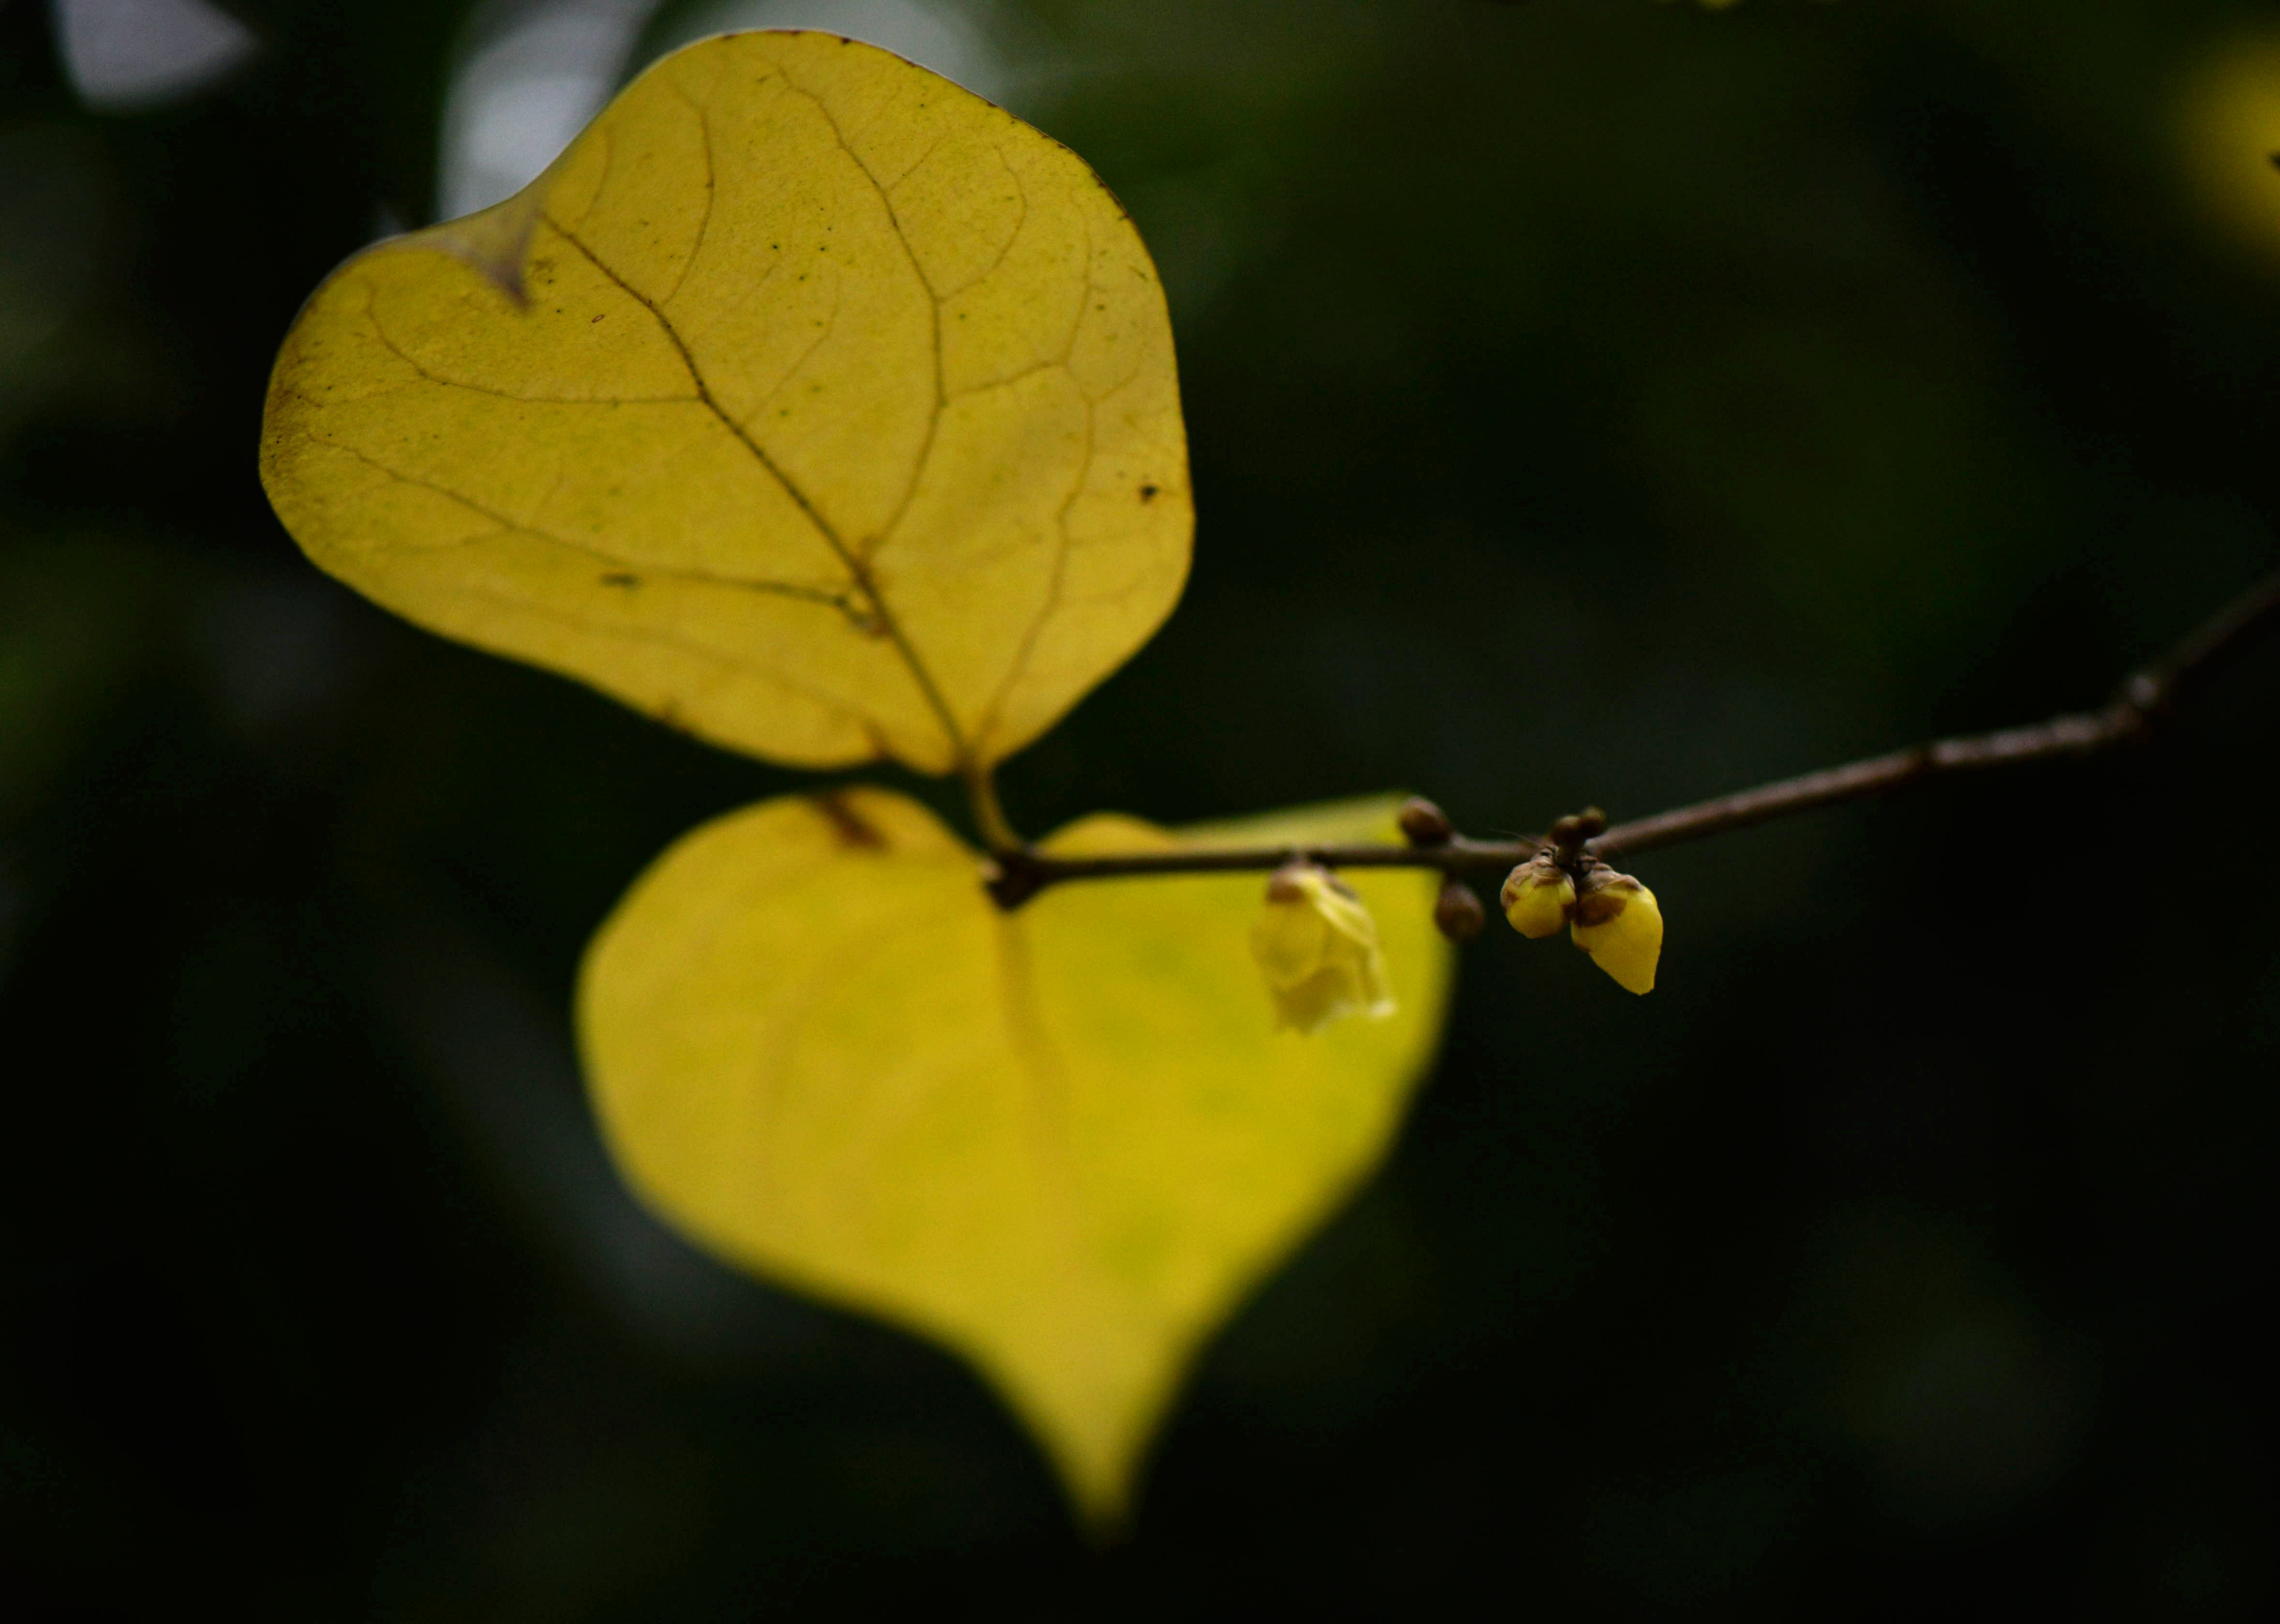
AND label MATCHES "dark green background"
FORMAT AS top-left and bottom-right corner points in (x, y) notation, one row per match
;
(6, 0), (2280, 1615)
